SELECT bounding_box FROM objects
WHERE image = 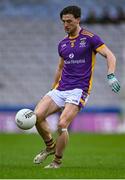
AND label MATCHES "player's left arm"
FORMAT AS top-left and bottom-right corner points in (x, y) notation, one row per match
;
(96, 45), (121, 93)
